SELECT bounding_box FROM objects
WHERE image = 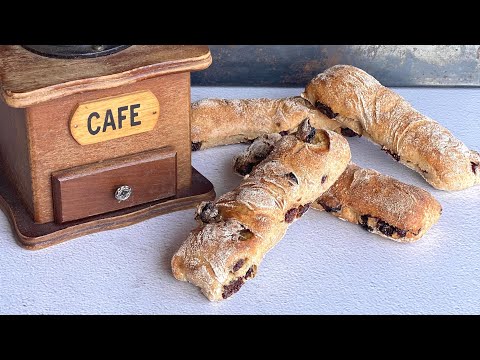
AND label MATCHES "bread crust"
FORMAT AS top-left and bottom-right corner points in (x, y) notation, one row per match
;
(302, 64), (480, 191)
(172, 123), (351, 301)
(313, 164), (442, 242)
(190, 96), (343, 150)
(234, 135), (442, 242)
